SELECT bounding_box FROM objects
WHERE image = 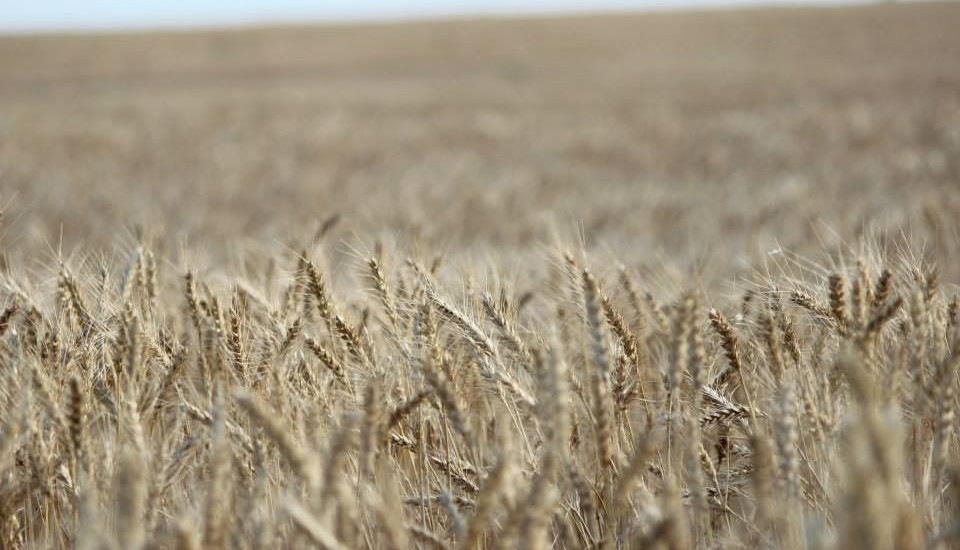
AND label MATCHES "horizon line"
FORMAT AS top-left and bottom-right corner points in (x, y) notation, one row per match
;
(0, 0), (893, 37)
